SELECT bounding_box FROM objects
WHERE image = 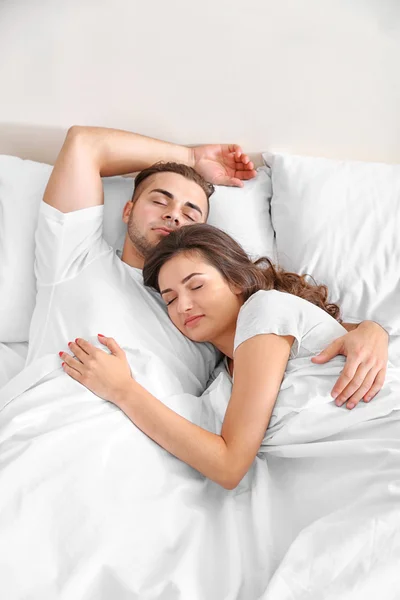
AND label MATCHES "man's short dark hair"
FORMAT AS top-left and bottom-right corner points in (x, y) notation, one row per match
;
(132, 162), (214, 217)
